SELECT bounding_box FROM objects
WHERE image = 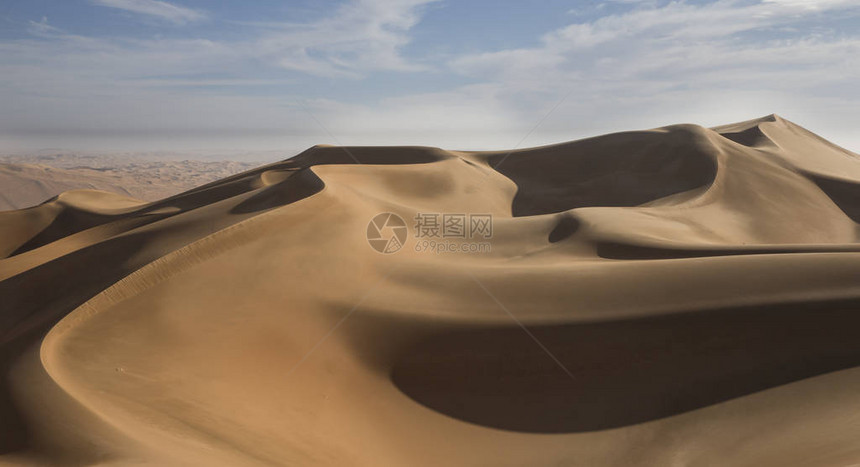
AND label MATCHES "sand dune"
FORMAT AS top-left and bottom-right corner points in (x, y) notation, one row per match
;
(0, 158), (259, 211)
(2, 115), (860, 465)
